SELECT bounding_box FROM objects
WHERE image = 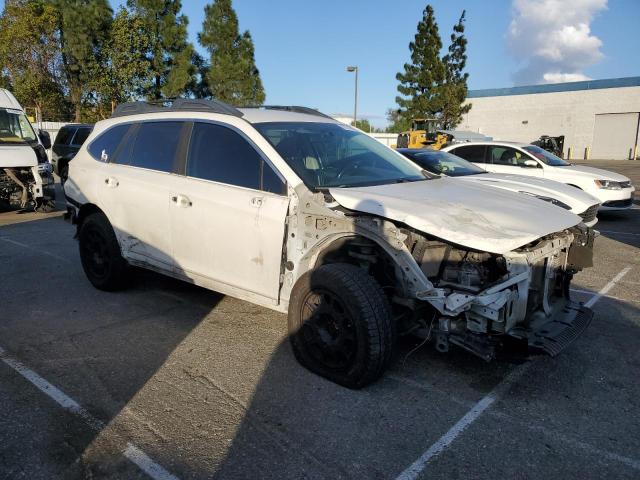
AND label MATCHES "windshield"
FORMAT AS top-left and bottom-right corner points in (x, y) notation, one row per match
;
(402, 149), (486, 177)
(523, 145), (570, 166)
(0, 108), (38, 145)
(255, 122), (426, 188)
